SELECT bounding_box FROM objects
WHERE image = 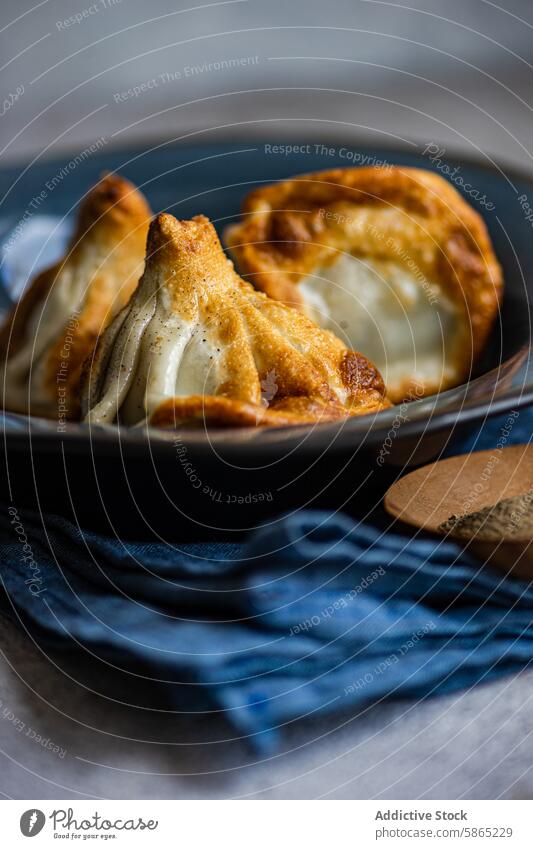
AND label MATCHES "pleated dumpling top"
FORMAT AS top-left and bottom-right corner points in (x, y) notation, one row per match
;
(82, 213), (389, 428)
